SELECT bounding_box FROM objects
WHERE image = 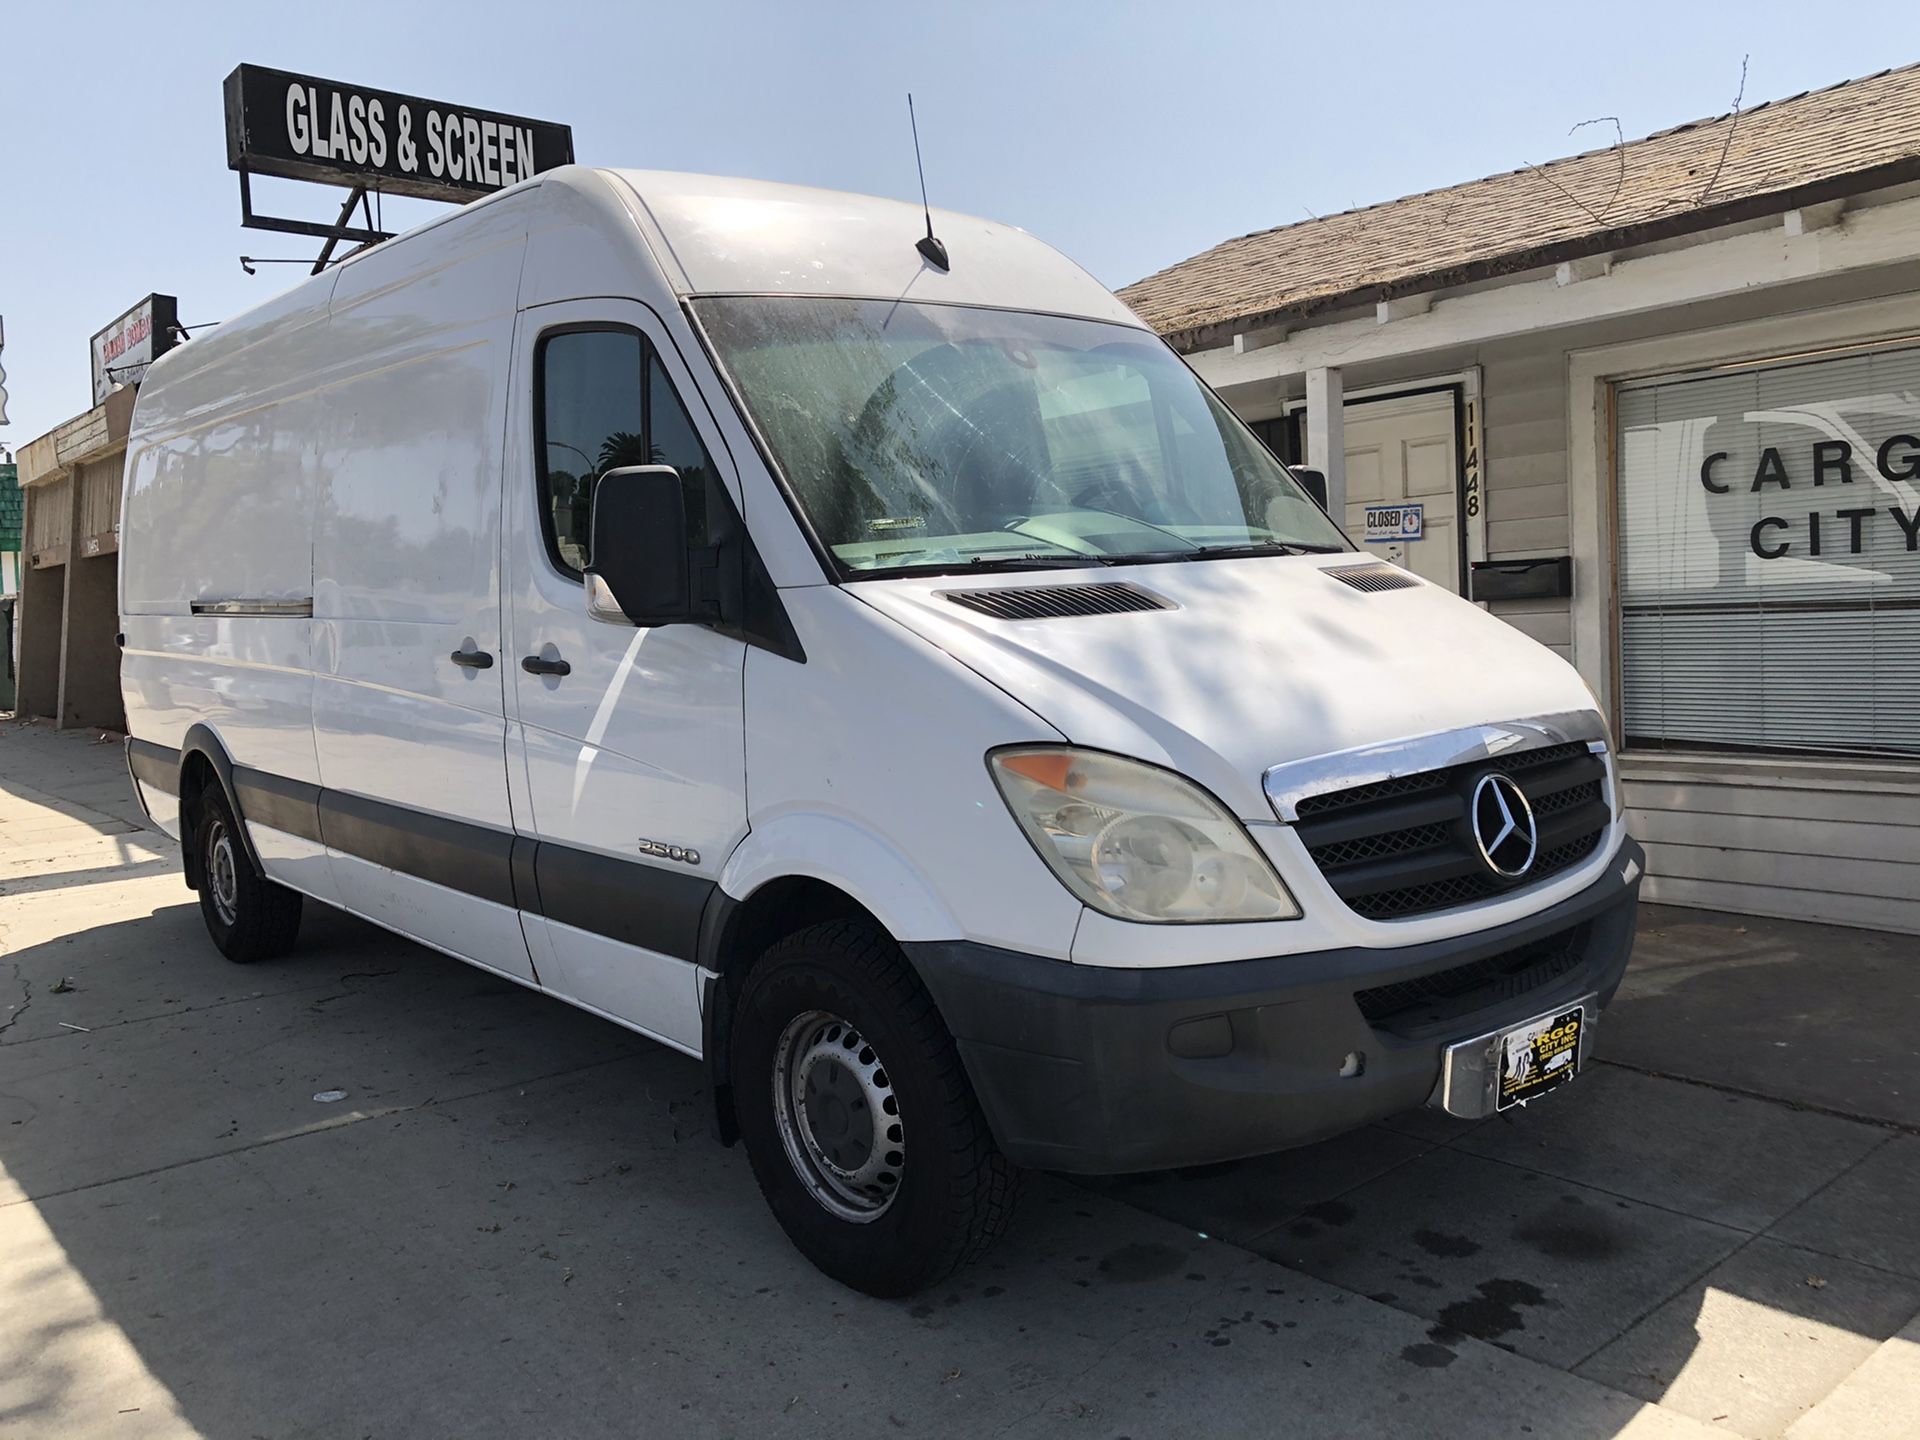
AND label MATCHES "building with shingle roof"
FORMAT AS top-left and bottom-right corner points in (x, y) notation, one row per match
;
(1120, 65), (1920, 935)
(1125, 64), (1920, 346)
